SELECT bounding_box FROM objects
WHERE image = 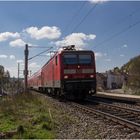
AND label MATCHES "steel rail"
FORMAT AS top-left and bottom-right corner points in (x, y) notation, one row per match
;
(72, 103), (140, 132)
(86, 98), (140, 114)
